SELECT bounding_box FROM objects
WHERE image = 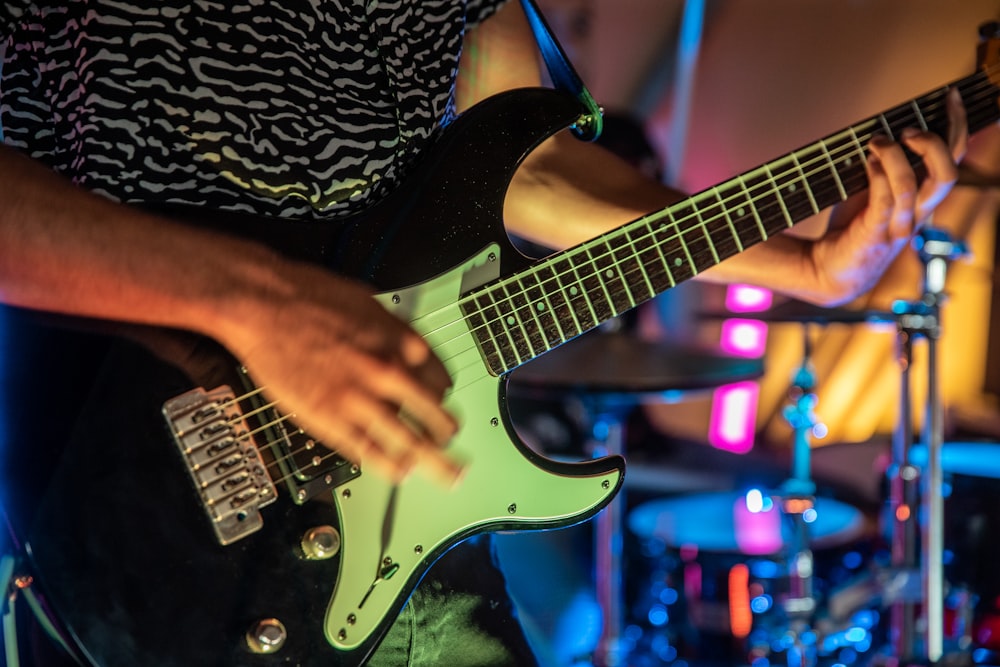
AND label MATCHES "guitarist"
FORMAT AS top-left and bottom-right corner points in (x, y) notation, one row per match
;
(0, 0), (966, 665)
